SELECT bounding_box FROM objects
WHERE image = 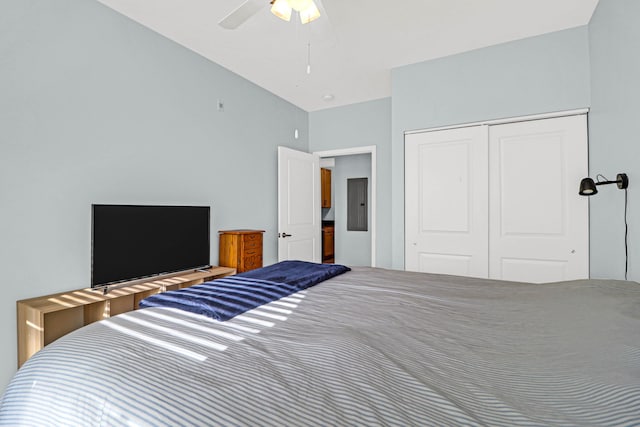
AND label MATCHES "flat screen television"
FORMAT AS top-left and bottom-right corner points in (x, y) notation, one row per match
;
(91, 204), (210, 288)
